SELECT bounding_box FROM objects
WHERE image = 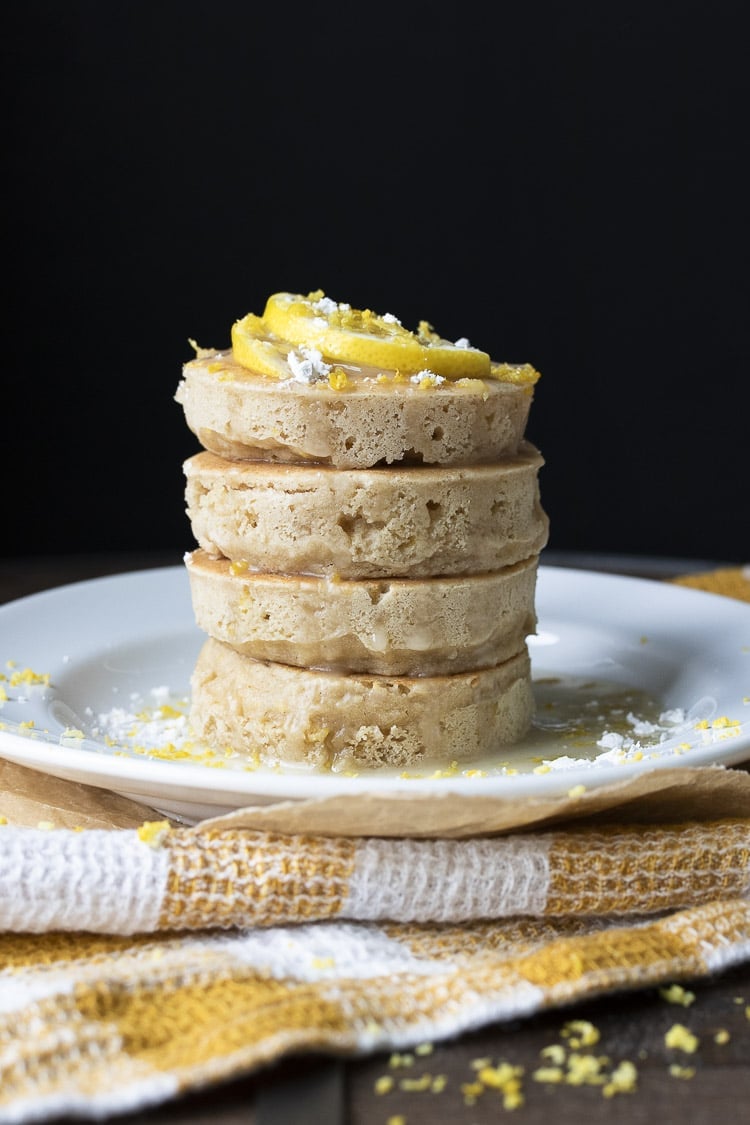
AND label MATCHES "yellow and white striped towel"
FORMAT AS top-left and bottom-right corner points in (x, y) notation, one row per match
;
(2, 812), (750, 1122)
